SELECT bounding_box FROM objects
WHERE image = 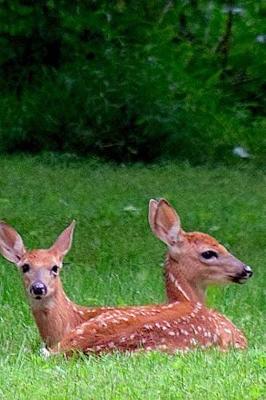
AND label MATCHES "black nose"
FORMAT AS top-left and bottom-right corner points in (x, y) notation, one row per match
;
(243, 265), (253, 277)
(30, 281), (47, 296)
